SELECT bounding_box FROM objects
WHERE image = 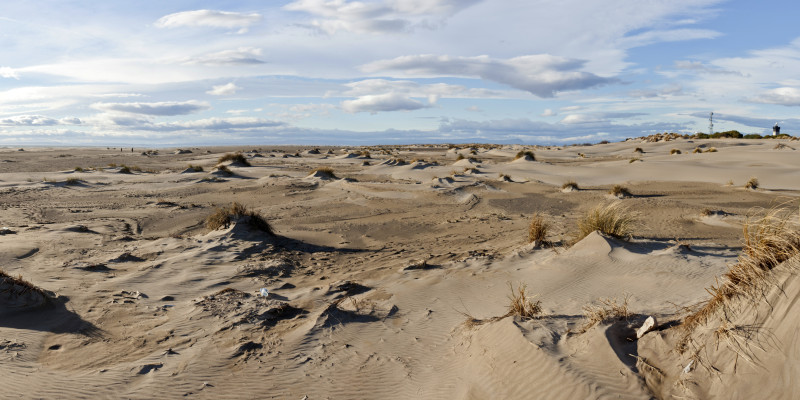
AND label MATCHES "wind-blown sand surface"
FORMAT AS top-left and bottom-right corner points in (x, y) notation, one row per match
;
(1, 139), (799, 399)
